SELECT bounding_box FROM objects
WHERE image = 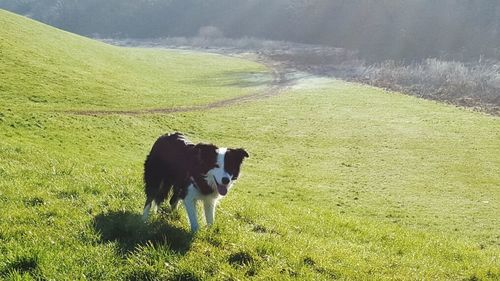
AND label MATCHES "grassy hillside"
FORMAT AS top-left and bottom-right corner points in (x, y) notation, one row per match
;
(0, 10), (268, 112)
(0, 9), (499, 280)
